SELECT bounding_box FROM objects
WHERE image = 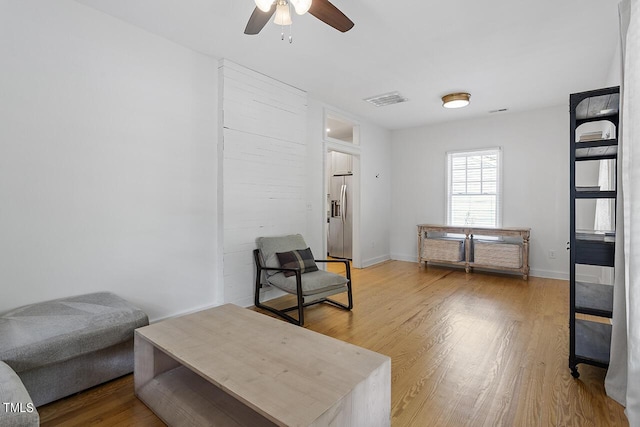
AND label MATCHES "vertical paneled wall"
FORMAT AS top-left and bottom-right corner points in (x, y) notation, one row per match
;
(220, 60), (308, 306)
